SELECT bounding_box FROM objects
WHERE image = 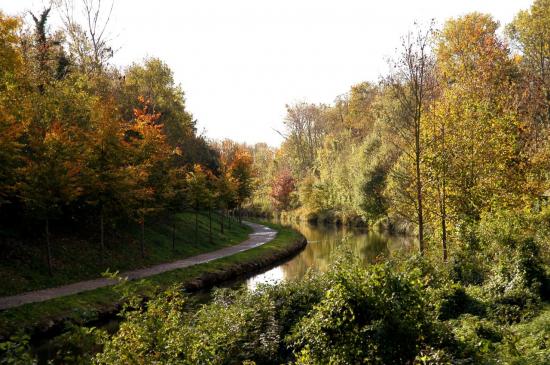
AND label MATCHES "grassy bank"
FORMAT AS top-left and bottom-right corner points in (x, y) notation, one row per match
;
(0, 221), (304, 338)
(0, 211), (250, 296)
